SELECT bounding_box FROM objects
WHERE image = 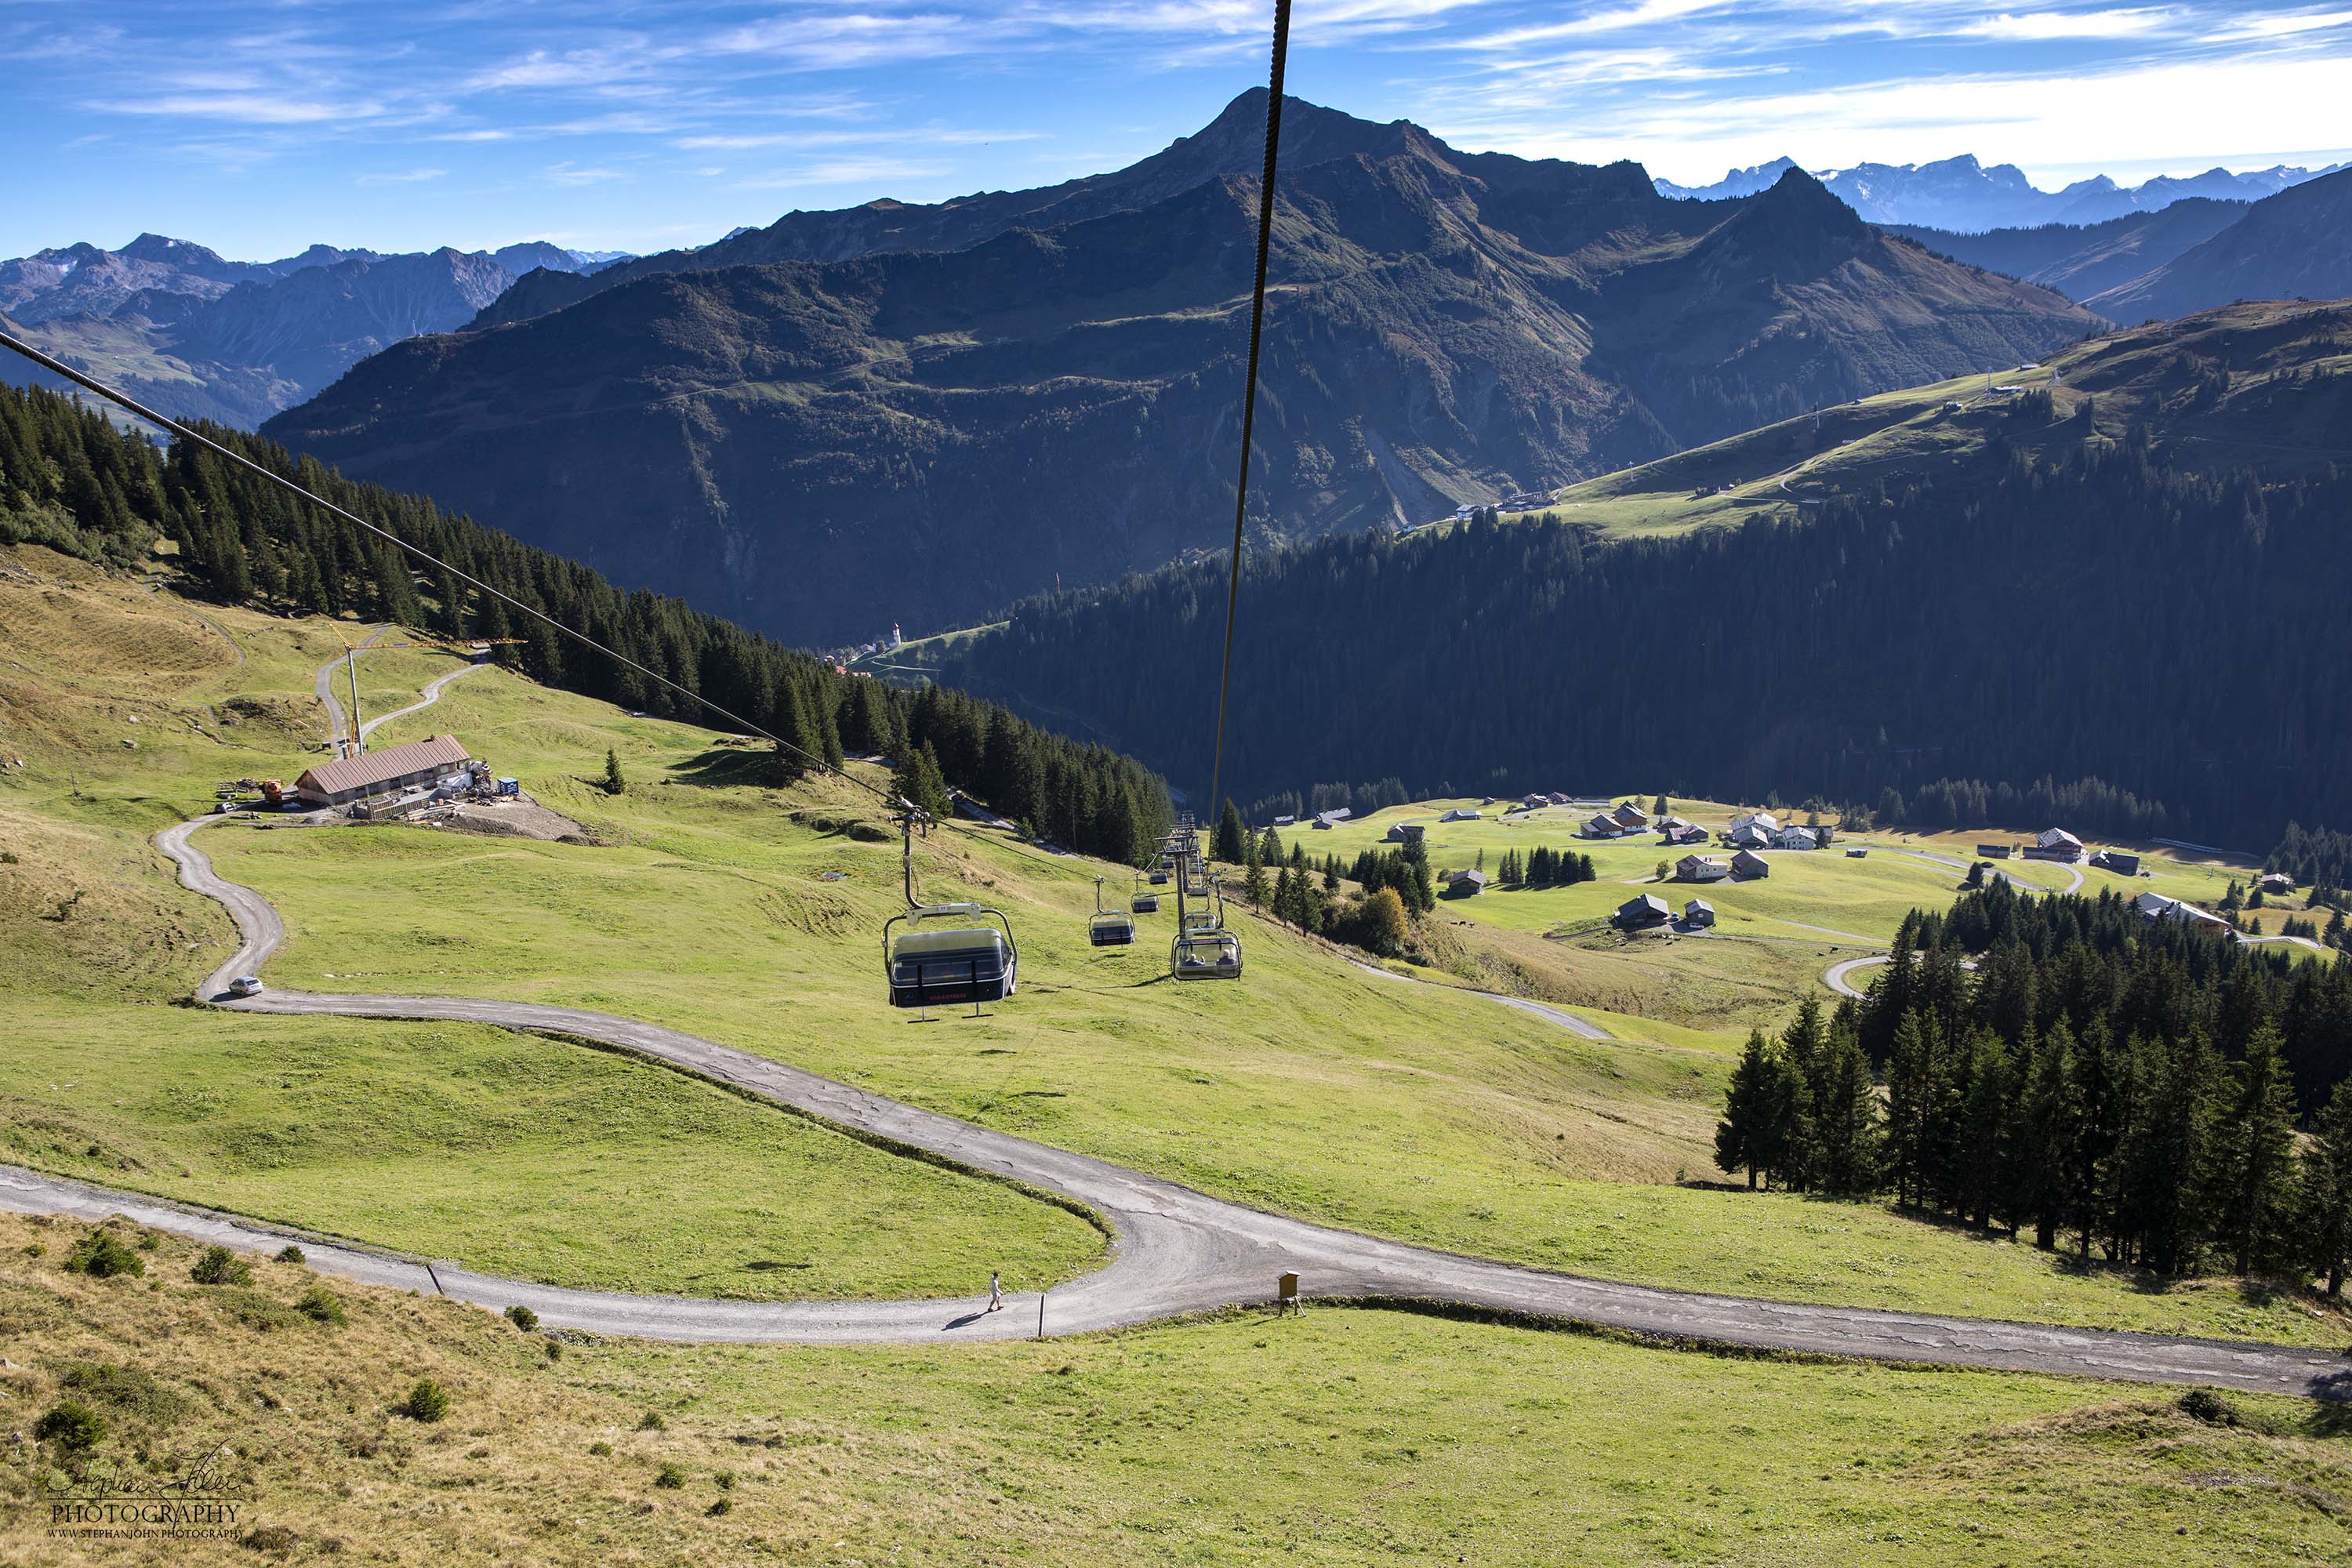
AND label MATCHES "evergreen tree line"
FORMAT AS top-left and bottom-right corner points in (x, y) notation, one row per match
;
(1345, 844), (1439, 916)
(934, 433), (2352, 843)
(2270, 824), (2352, 902)
(1719, 880), (2352, 1283)
(0, 383), (1171, 864)
(1243, 779), (1414, 826)
(1496, 846), (1598, 888)
(1886, 775), (2173, 841)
